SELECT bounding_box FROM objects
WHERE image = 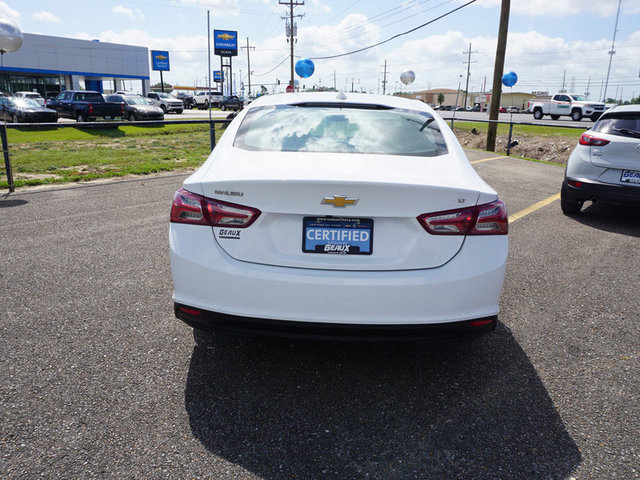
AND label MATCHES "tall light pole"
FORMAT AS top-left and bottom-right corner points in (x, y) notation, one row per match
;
(463, 42), (477, 109)
(241, 37), (255, 97)
(602, 0), (622, 102)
